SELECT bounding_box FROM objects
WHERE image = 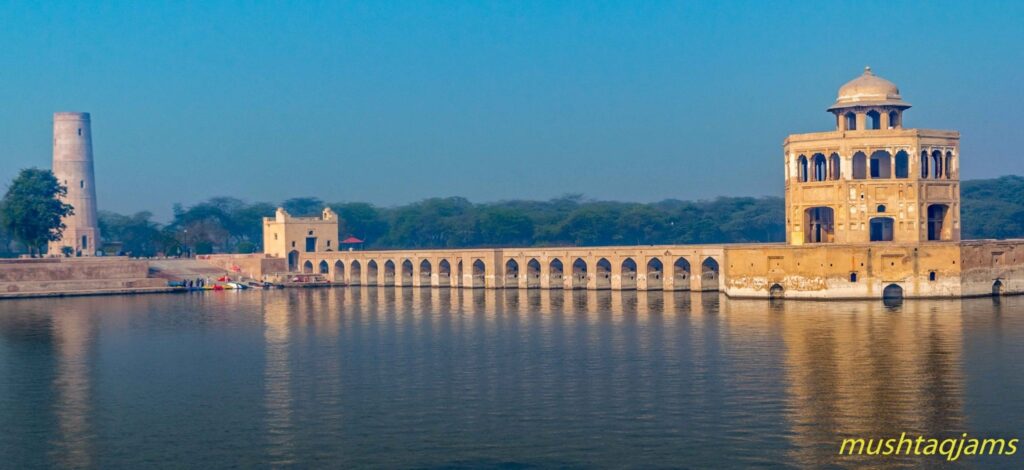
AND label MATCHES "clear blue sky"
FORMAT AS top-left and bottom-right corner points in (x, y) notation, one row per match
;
(1, 1), (1022, 219)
